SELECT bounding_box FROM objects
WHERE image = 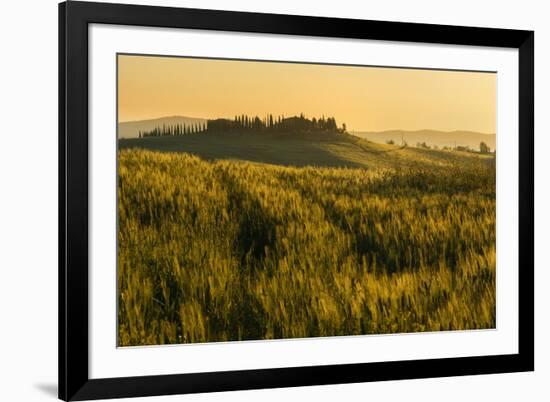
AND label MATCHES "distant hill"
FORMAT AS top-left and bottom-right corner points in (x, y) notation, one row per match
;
(118, 116), (207, 139)
(118, 130), (494, 170)
(355, 130), (496, 151)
